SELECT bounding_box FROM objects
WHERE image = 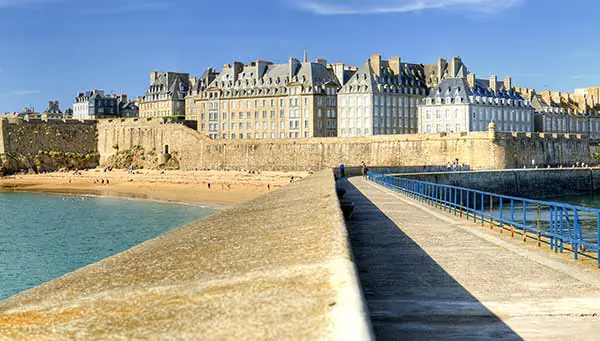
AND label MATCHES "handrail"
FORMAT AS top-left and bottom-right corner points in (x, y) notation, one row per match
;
(367, 171), (600, 267)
